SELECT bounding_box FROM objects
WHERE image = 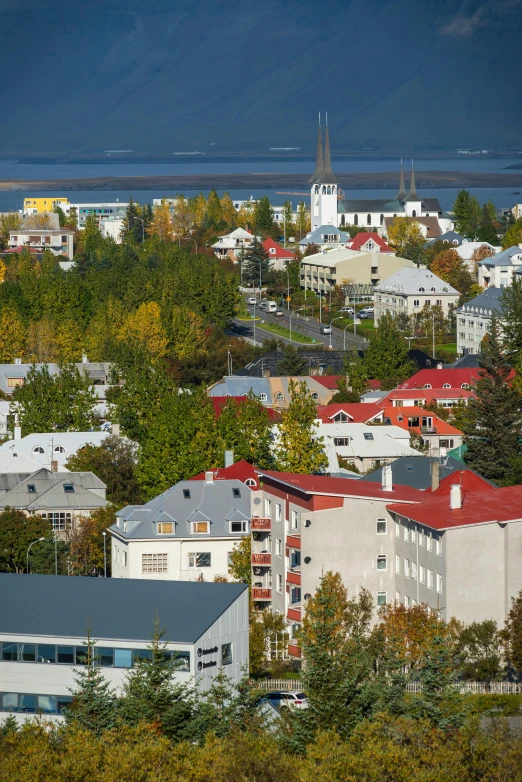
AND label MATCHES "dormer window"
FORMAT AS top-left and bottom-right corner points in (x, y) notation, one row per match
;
(230, 519), (248, 533)
(442, 383), (451, 389)
(183, 489), (191, 499)
(276, 393), (284, 401)
(418, 287), (425, 292)
(54, 446), (65, 454)
(431, 287), (436, 292)
(461, 383), (469, 389)
(158, 522), (173, 534)
(259, 393), (268, 402)
(32, 446), (44, 455)
(423, 384), (432, 389)
(27, 484), (36, 493)
(245, 478), (256, 487)
(192, 521), (209, 534)
(63, 484), (74, 493)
